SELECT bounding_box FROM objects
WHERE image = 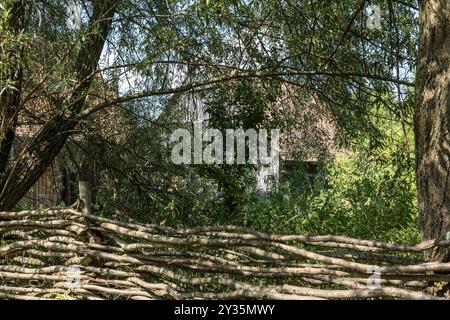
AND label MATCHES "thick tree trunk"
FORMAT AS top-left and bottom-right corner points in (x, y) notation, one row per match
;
(415, 0), (450, 261)
(0, 0), (117, 211)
